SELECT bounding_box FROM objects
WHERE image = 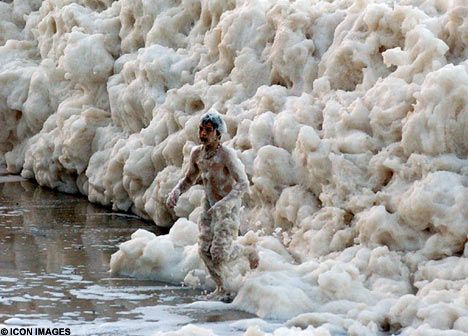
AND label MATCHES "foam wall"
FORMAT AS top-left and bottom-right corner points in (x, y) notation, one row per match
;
(0, 0), (467, 334)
